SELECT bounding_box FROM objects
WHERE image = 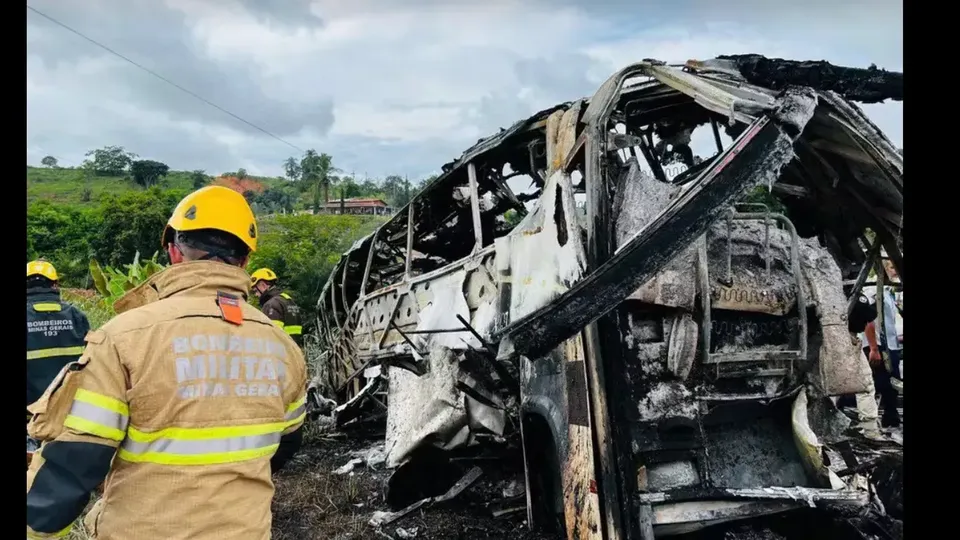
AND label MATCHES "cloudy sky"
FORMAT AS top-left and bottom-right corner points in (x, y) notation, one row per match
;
(26, 0), (903, 181)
